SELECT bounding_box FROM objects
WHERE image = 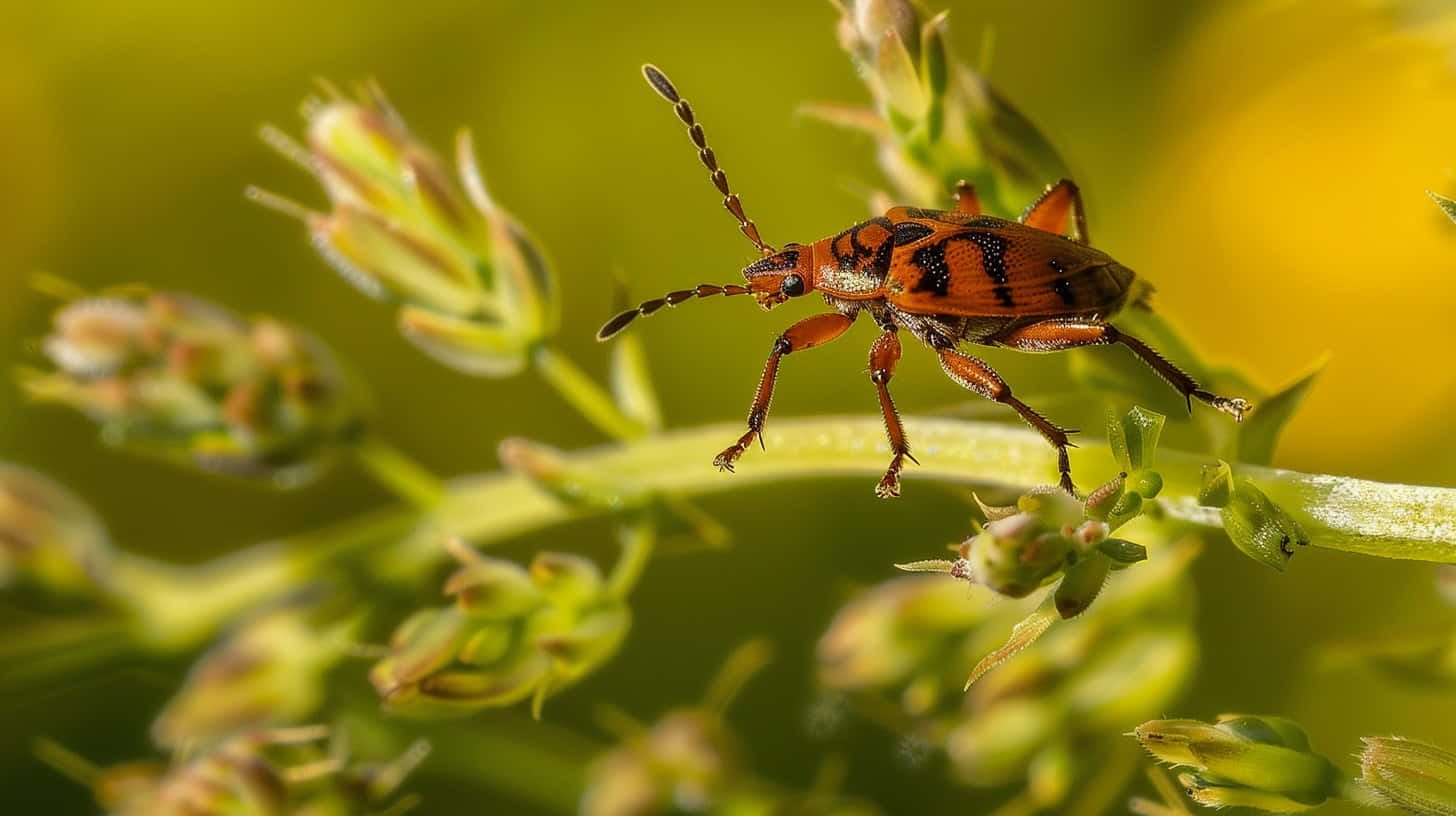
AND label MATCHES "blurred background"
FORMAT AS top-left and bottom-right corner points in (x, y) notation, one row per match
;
(1, 0), (1453, 813)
